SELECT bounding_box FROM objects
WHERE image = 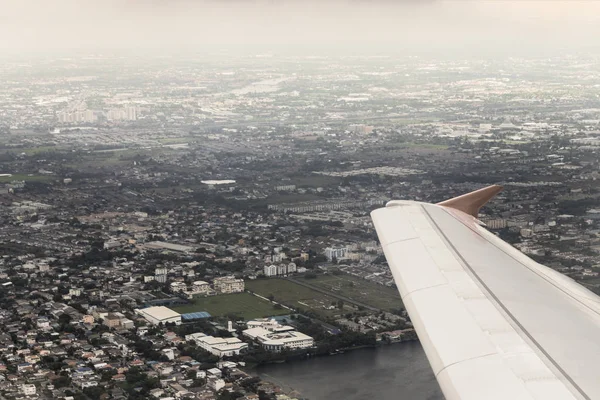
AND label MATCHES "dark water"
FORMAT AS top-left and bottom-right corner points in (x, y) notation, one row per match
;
(257, 342), (444, 400)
